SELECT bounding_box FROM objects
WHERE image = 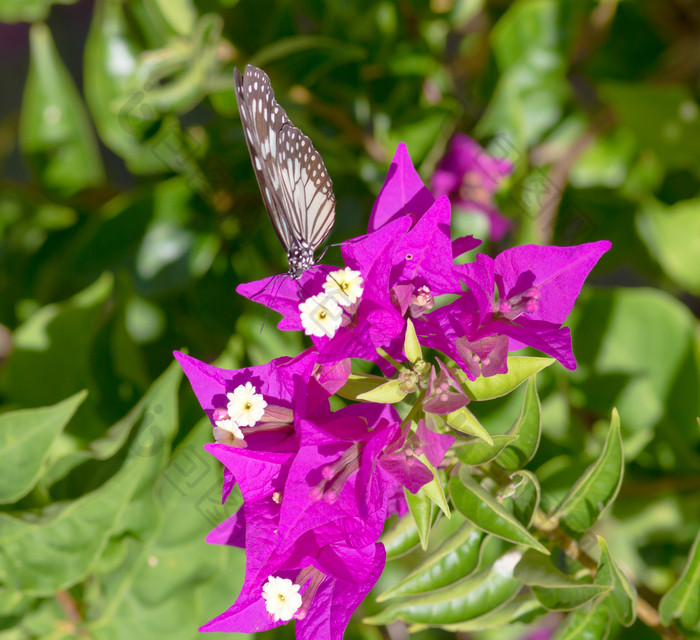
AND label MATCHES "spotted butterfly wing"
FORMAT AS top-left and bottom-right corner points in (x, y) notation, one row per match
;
(234, 65), (336, 278)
